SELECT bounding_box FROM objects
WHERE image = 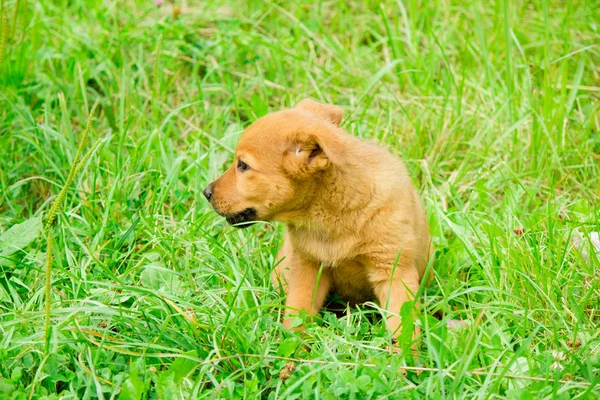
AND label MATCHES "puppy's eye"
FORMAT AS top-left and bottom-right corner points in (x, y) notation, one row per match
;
(237, 159), (250, 172)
